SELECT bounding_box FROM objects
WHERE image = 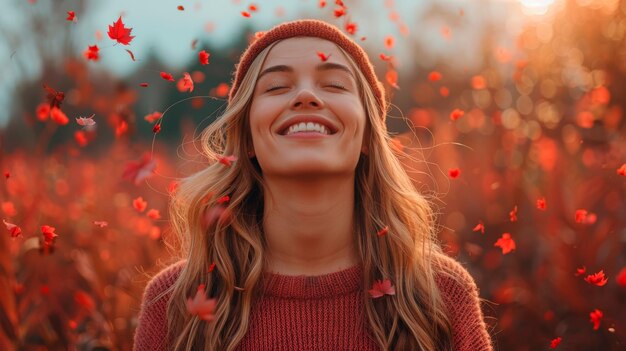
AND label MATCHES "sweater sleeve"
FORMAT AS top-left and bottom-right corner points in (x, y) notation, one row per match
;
(434, 255), (493, 351)
(133, 261), (186, 351)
